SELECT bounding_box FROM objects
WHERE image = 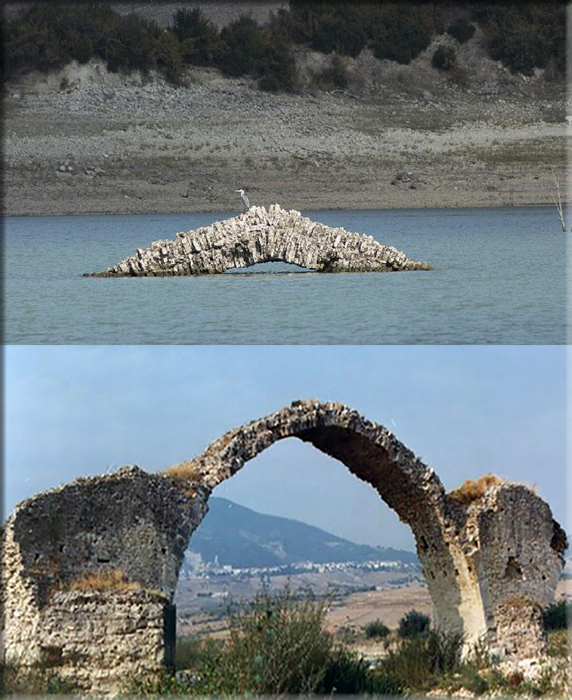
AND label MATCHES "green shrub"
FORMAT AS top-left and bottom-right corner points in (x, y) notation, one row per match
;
(217, 16), (266, 78)
(3, 4), (72, 77)
(447, 16), (475, 44)
(72, 36), (93, 64)
(3, 1), (566, 88)
(257, 33), (297, 93)
(223, 586), (333, 694)
(175, 635), (208, 670)
(364, 618), (390, 639)
(379, 630), (464, 691)
(129, 586), (404, 695)
(152, 29), (185, 85)
(172, 7), (222, 67)
(432, 45), (457, 71)
(475, 4), (566, 76)
(543, 600), (572, 630)
(370, 5), (433, 65)
(320, 646), (404, 694)
(398, 609), (431, 638)
(124, 667), (190, 696)
(546, 629), (569, 658)
(0, 662), (79, 696)
(2, 3), (186, 84)
(116, 13), (155, 73)
(309, 10), (368, 57)
(160, 586), (335, 695)
(215, 17), (297, 92)
(281, 2), (369, 57)
(269, 6), (312, 45)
